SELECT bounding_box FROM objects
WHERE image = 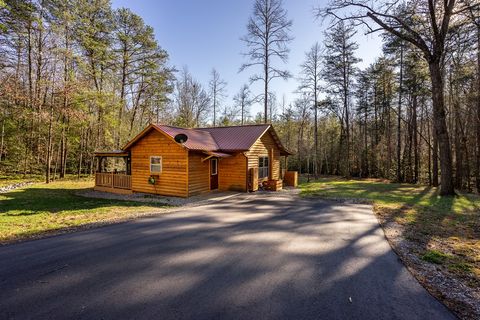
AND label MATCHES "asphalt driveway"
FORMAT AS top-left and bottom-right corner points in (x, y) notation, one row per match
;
(0, 192), (455, 320)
